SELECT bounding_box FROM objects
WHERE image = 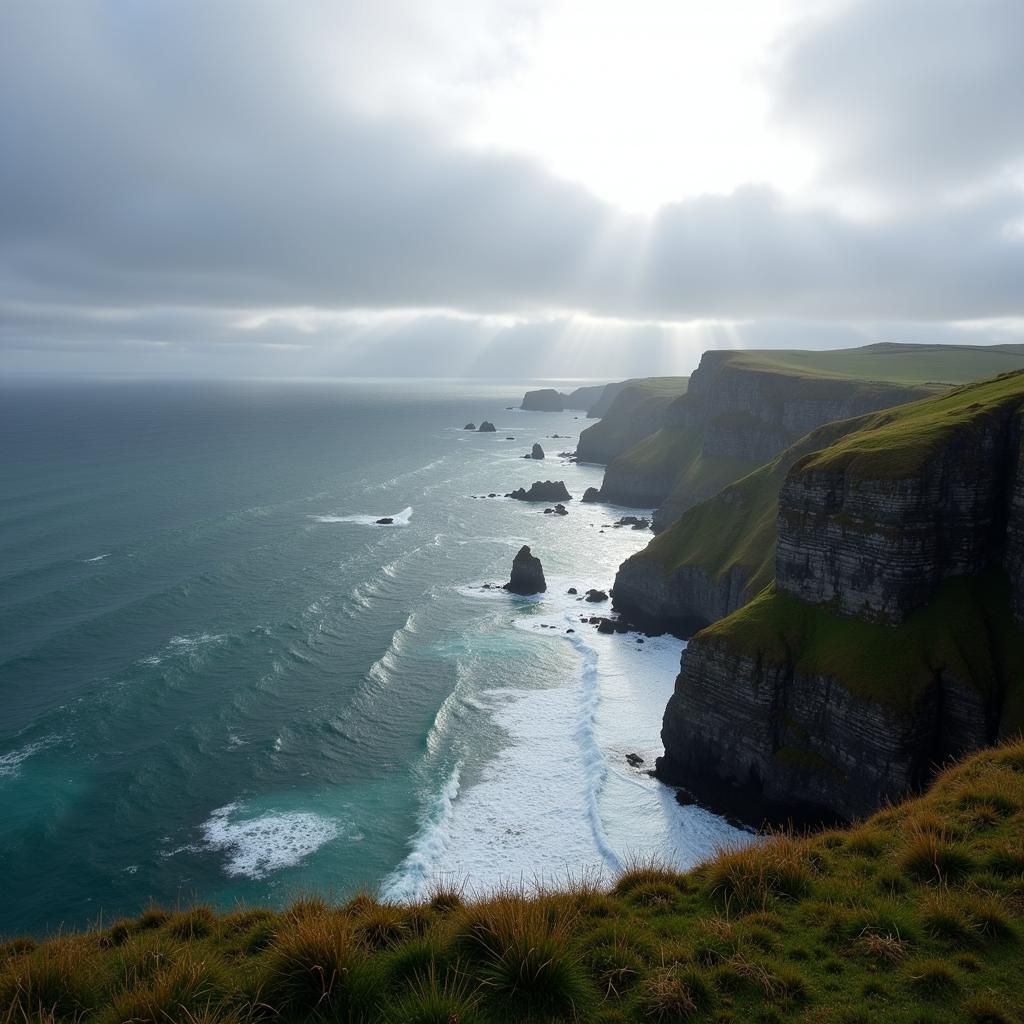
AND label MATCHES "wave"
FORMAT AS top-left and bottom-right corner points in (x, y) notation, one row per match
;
(139, 631), (229, 666)
(82, 553), (111, 563)
(312, 506), (413, 527)
(0, 735), (59, 779)
(200, 802), (340, 879)
(380, 763), (462, 902)
(367, 457), (450, 493)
